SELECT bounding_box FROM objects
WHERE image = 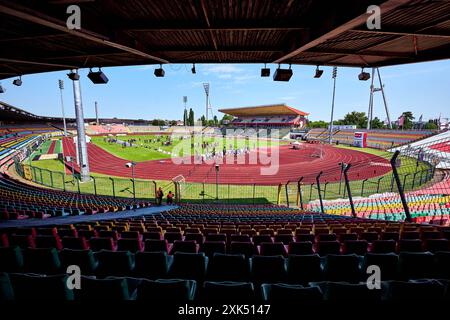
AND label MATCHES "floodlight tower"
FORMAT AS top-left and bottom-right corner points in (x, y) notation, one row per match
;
(58, 80), (67, 136)
(183, 96), (188, 131)
(203, 83), (210, 123)
(329, 67), (338, 144)
(95, 101), (99, 125)
(367, 68), (393, 130)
